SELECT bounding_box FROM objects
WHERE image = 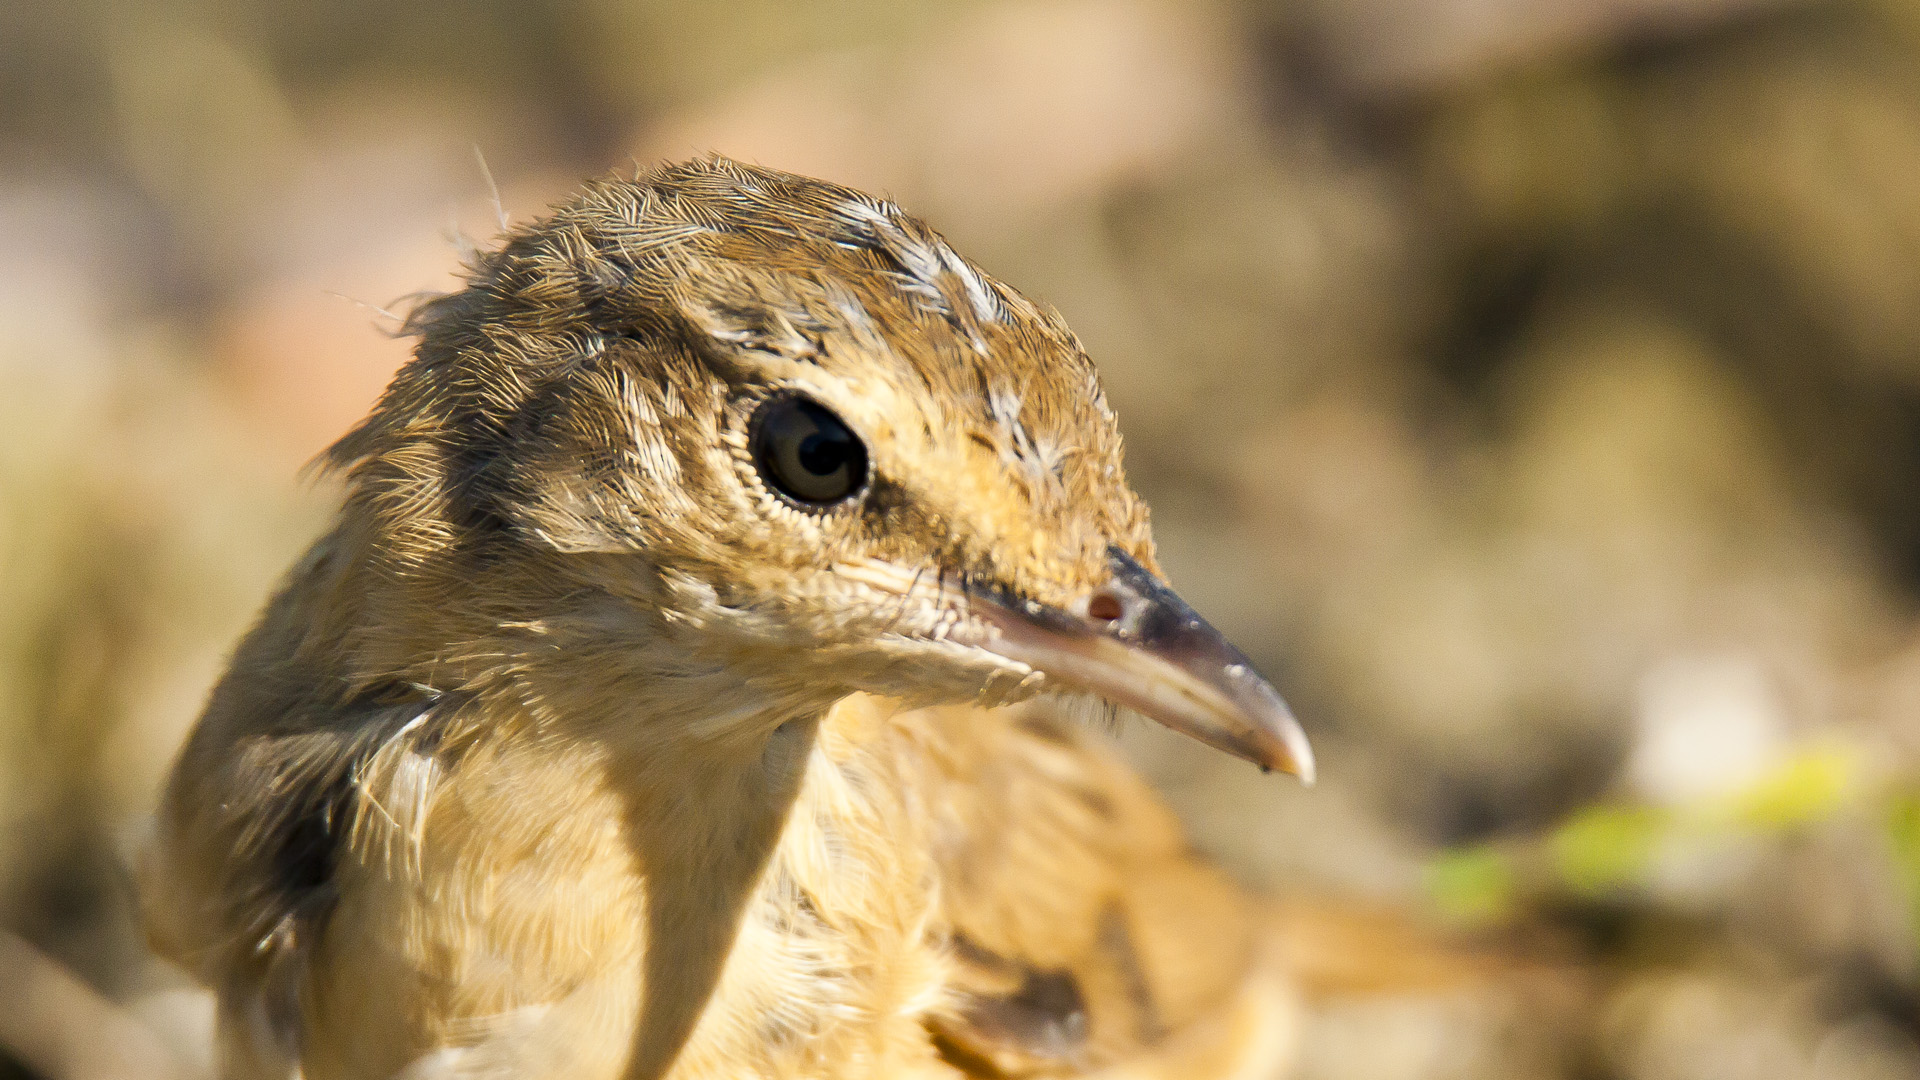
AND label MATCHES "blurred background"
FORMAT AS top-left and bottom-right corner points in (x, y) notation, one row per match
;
(4, 0), (1920, 1077)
